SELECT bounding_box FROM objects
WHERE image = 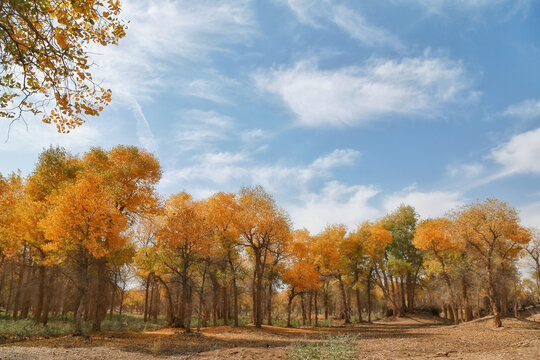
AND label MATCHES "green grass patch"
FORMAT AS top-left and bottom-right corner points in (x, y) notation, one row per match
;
(288, 334), (360, 360)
